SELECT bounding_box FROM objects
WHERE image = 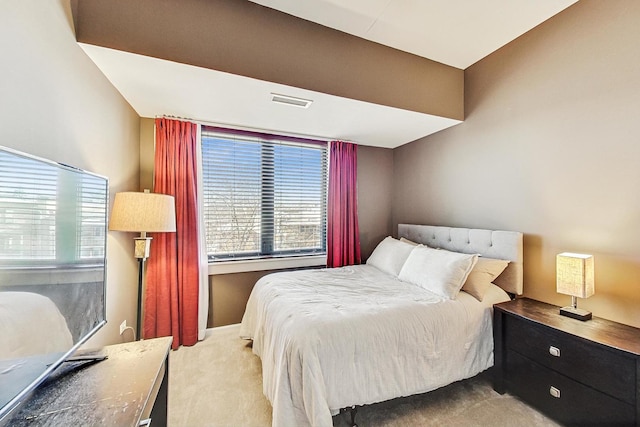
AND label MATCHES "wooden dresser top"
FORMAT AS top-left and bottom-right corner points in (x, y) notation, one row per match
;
(495, 298), (640, 356)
